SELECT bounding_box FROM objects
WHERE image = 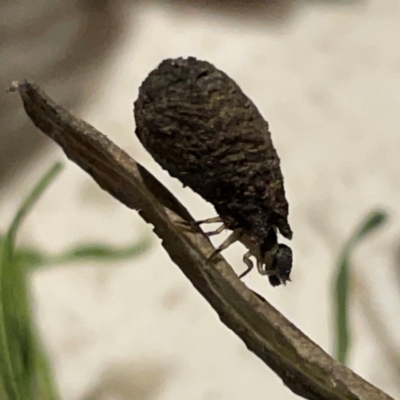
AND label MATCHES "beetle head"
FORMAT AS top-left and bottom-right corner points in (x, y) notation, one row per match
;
(267, 244), (292, 286)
